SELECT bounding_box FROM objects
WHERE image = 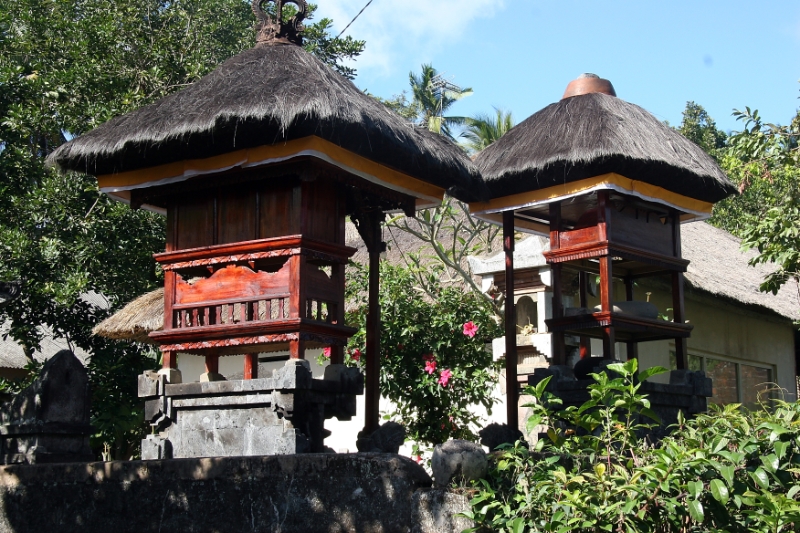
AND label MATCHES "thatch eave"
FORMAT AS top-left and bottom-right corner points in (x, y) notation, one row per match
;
(474, 93), (737, 204)
(47, 44), (485, 202)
